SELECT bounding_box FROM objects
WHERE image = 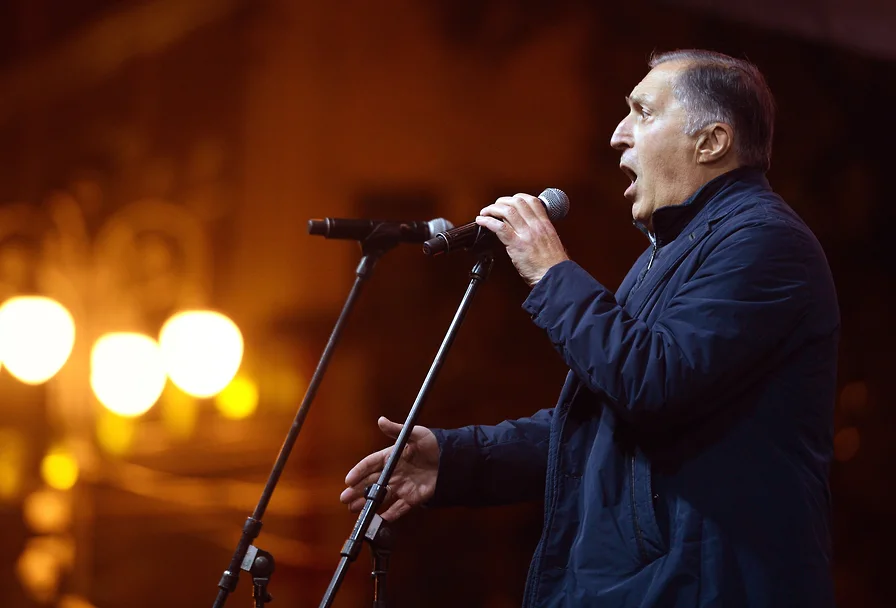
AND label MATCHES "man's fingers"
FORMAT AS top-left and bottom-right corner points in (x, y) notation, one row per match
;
(377, 416), (403, 438)
(381, 500), (412, 522)
(476, 215), (512, 244)
(344, 470), (398, 503)
(346, 483), (401, 515)
(378, 416), (432, 443)
(345, 447), (389, 486)
(509, 194), (543, 224)
(481, 195), (541, 228)
(480, 200), (522, 231)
